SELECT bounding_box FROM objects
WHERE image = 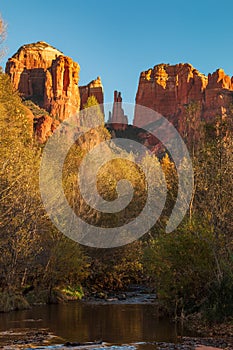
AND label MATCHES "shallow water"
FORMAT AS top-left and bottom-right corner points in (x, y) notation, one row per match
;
(0, 302), (195, 345)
